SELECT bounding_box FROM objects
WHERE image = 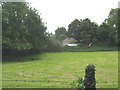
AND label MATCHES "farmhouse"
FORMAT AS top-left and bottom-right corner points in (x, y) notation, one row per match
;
(67, 44), (78, 46)
(62, 37), (78, 46)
